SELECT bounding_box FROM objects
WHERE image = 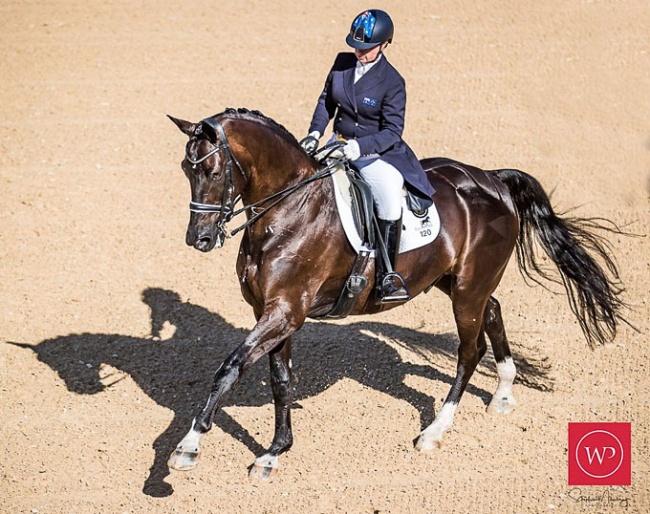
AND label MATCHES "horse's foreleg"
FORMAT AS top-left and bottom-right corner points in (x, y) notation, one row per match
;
(167, 418), (204, 471)
(249, 337), (293, 482)
(167, 352), (246, 472)
(483, 297), (518, 414)
(416, 294), (487, 451)
(168, 300), (300, 472)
